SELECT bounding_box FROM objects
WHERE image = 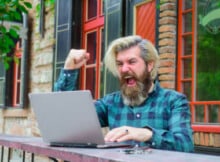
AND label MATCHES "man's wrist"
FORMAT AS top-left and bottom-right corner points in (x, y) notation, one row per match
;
(142, 126), (153, 141)
(64, 58), (76, 69)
